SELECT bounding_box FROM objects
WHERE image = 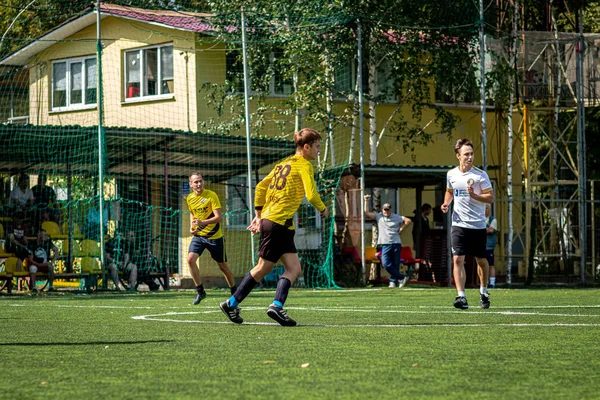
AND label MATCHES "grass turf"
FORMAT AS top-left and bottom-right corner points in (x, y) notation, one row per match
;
(1, 287), (599, 399)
